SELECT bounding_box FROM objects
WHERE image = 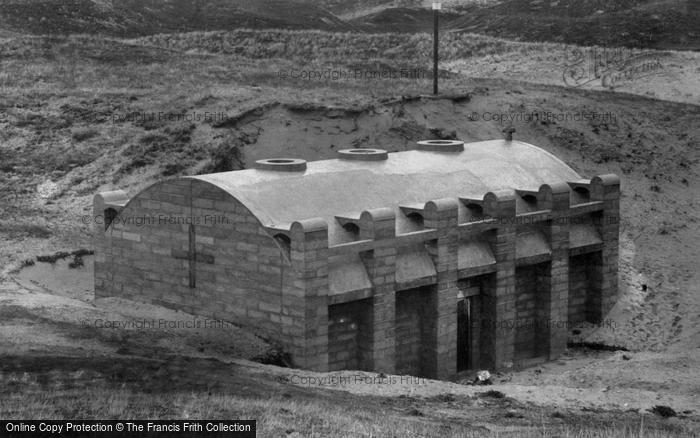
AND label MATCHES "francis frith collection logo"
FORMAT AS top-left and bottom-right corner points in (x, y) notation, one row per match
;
(563, 46), (666, 89)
